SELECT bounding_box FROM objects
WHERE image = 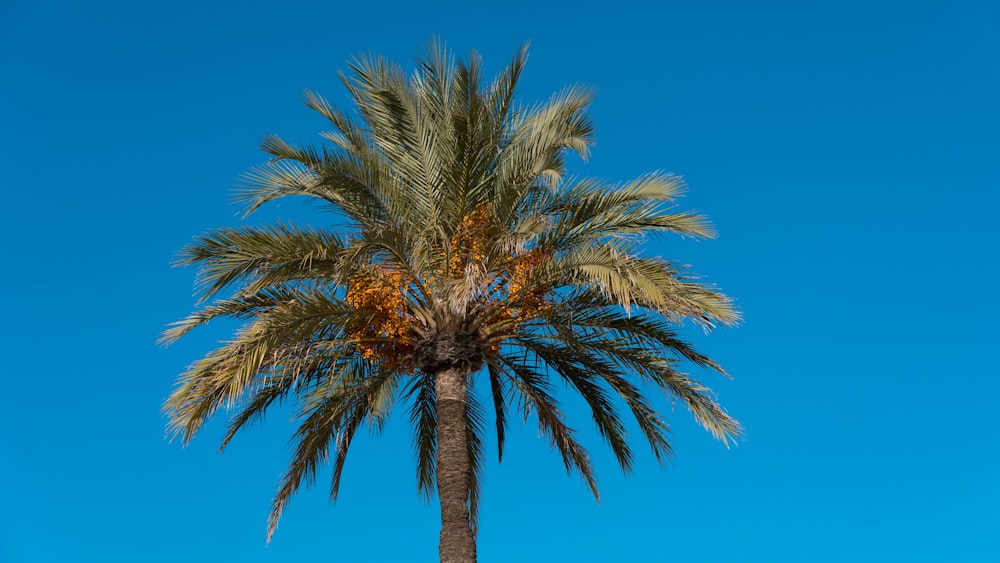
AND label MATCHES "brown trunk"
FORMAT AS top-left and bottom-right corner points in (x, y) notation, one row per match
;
(435, 365), (477, 563)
